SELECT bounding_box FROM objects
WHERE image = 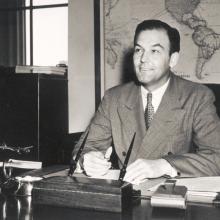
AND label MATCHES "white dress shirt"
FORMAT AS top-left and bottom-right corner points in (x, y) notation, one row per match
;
(141, 78), (170, 112)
